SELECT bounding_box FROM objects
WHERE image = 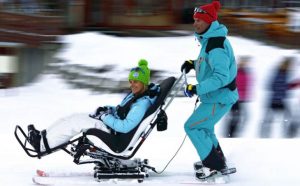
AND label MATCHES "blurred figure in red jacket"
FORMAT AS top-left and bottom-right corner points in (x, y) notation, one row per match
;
(225, 56), (253, 137)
